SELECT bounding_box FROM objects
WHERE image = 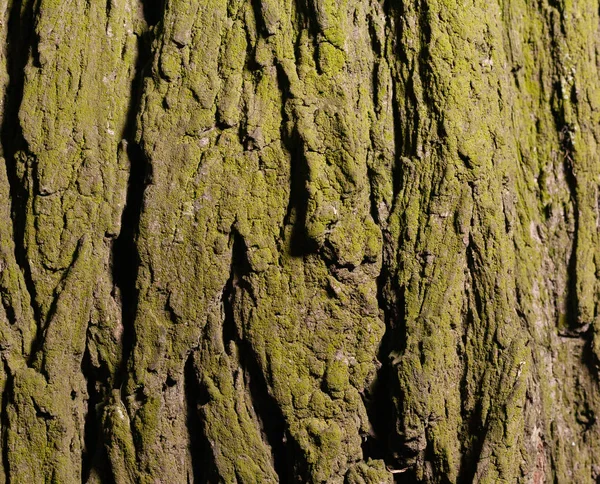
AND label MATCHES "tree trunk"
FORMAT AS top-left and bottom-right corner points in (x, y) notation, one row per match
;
(0, 0), (599, 482)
